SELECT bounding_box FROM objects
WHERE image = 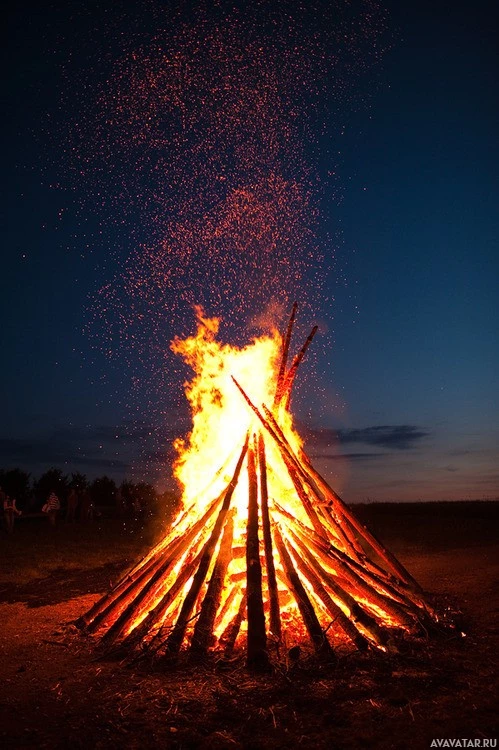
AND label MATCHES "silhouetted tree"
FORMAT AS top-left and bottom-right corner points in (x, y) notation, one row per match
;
(33, 468), (69, 506)
(120, 480), (137, 514)
(90, 476), (117, 507)
(69, 472), (88, 492)
(0, 468), (31, 510)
